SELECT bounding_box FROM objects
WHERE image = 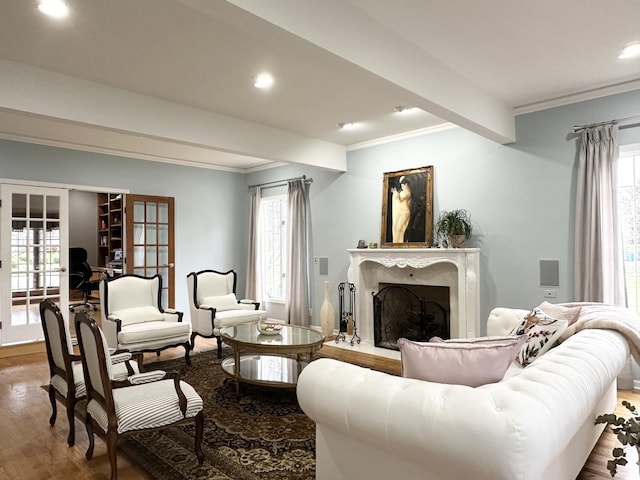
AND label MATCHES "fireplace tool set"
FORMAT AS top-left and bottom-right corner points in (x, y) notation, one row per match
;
(336, 282), (360, 346)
